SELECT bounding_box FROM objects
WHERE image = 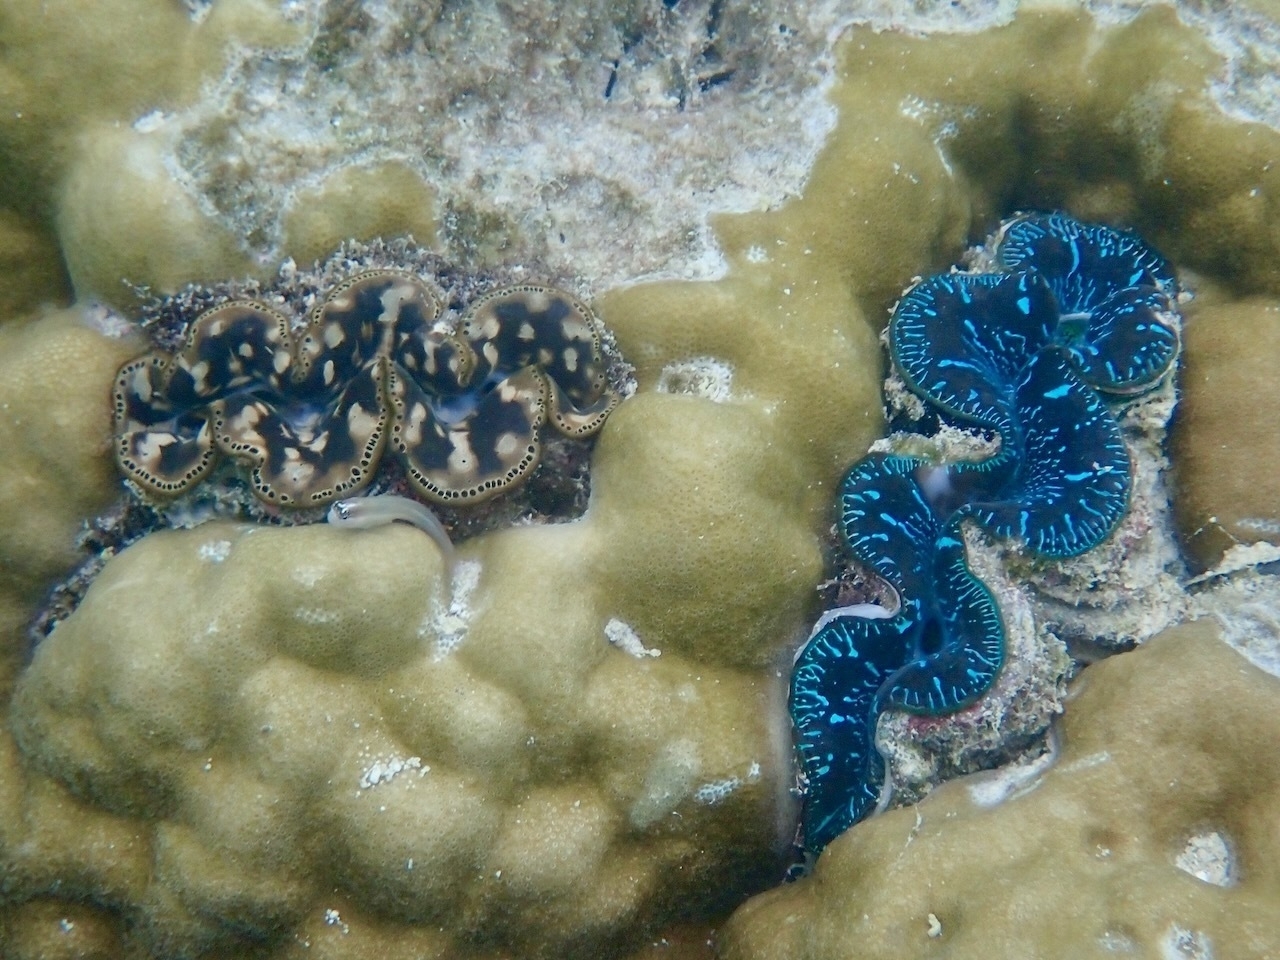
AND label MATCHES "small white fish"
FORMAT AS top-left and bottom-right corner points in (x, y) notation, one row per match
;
(327, 494), (455, 572)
